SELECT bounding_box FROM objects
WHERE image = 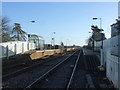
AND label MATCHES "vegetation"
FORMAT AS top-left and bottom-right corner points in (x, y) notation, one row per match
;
(91, 25), (103, 33)
(88, 25), (105, 42)
(0, 17), (12, 42)
(87, 25), (106, 47)
(12, 23), (27, 41)
(60, 42), (64, 50)
(0, 16), (27, 42)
